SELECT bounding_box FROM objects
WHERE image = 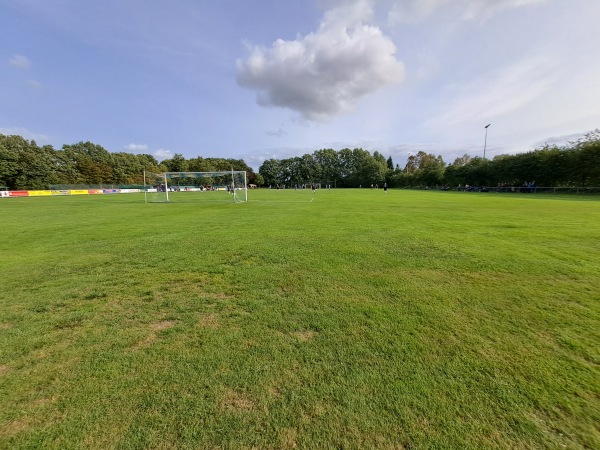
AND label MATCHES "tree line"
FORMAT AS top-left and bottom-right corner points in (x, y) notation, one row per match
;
(1, 131), (598, 190)
(259, 131), (600, 188)
(0, 135), (256, 190)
